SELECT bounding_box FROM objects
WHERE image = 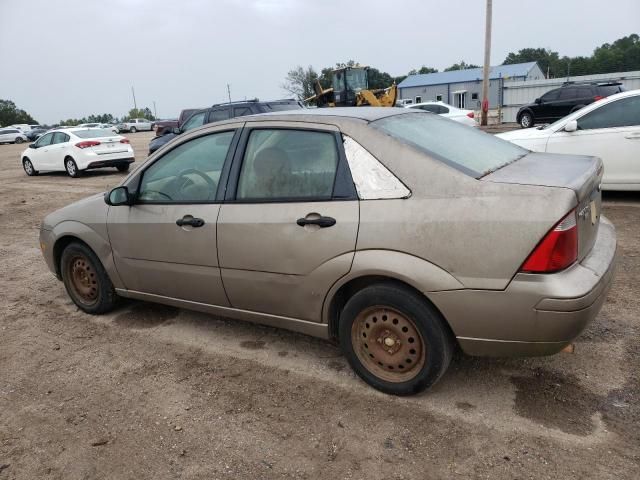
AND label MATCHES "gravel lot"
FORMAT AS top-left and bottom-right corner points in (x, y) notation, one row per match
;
(0, 131), (638, 479)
